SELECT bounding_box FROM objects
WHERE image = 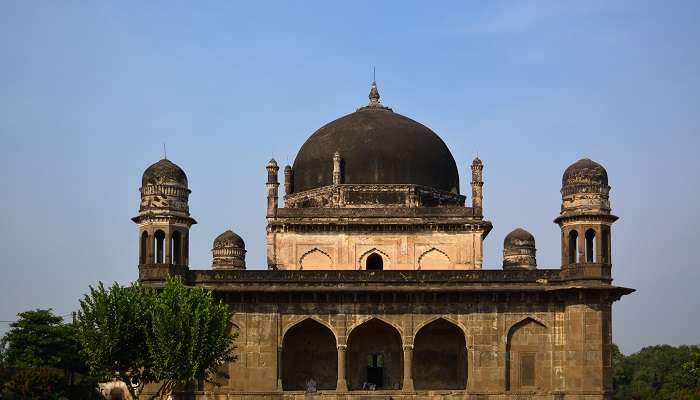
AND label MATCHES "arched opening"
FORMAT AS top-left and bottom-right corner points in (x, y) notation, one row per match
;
(347, 318), (402, 390)
(282, 319), (337, 391)
(418, 248), (451, 270)
(602, 226), (610, 263)
(413, 319), (467, 390)
(140, 231), (149, 264)
(171, 230), (182, 265)
(366, 253), (383, 271)
(154, 230), (166, 264)
(568, 230), (578, 264)
(300, 249), (332, 270)
(505, 318), (550, 391)
(585, 228), (596, 263)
